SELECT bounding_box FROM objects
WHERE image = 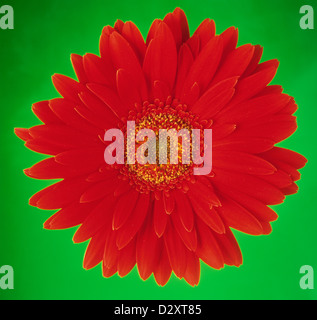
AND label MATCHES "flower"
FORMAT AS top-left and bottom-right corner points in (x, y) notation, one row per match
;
(15, 8), (307, 286)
